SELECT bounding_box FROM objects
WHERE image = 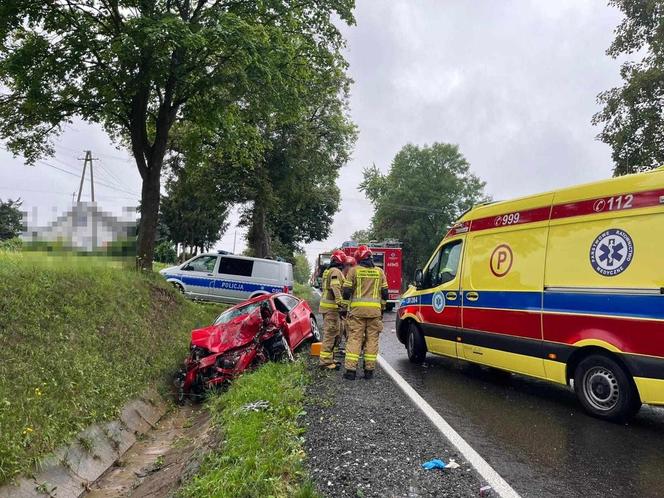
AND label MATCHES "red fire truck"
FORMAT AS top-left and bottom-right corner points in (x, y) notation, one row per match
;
(341, 240), (403, 311)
